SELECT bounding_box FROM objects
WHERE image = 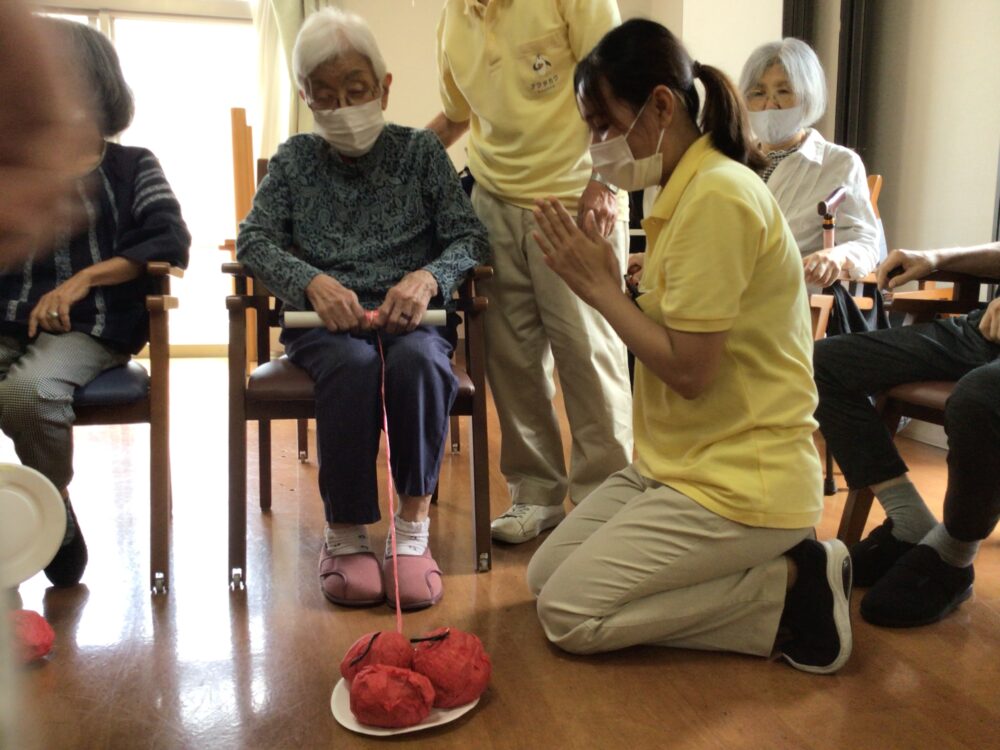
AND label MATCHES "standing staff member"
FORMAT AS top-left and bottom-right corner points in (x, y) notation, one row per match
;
(528, 19), (852, 674)
(429, 0), (633, 544)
